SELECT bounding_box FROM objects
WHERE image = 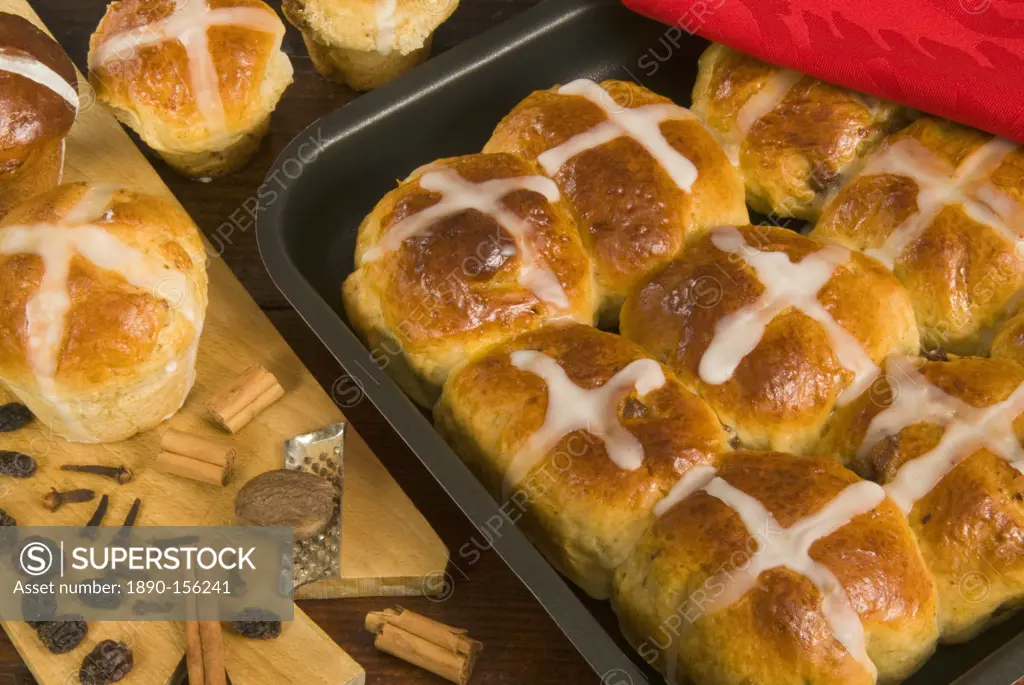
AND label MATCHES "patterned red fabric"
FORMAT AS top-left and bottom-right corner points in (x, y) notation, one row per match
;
(622, 0), (1024, 143)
